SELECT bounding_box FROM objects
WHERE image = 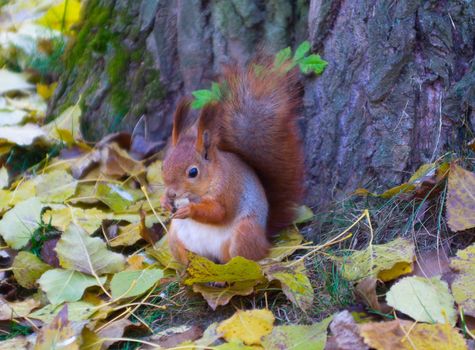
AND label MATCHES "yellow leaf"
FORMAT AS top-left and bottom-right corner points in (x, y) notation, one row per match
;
(217, 309), (275, 345)
(37, 0), (82, 33)
(446, 163), (475, 232)
(450, 243), (475, 317)
(338, 237), (414, 282)
(359, 320), (467, 350)
(36, 82), (57, 100)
